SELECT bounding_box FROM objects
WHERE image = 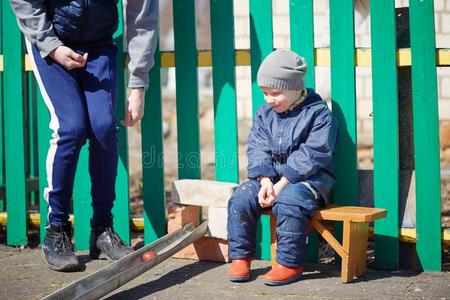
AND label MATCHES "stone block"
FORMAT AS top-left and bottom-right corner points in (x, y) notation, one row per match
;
(171, 180), (238, 208)
(207, 207), (228, 240)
